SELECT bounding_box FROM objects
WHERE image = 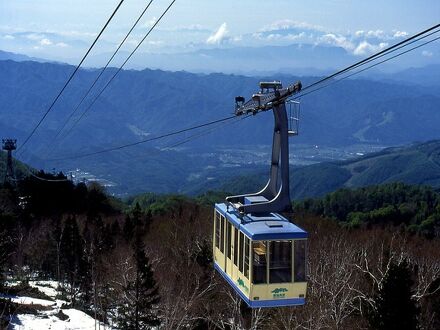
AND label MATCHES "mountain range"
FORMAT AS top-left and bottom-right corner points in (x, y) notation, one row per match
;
(0, 57), (439, 195)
